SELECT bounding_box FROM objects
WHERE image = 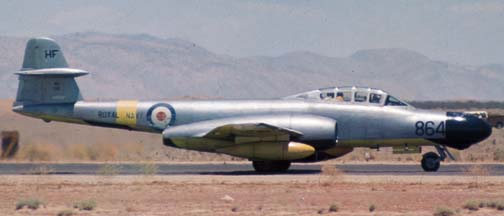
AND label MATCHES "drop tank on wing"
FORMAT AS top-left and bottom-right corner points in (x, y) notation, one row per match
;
(216, 142), (315, 161)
